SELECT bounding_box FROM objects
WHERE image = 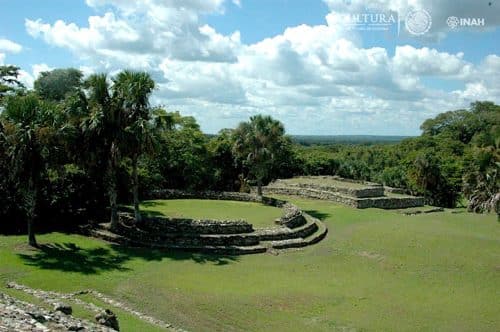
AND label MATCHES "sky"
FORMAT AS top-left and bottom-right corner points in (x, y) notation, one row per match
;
(0, 0), (499, 135)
